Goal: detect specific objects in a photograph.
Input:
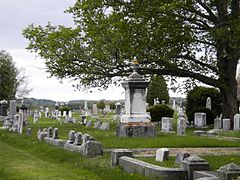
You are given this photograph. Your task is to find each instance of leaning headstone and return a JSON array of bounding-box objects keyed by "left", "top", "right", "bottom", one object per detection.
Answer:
[
  {"left": 175, "top": 152, "right": 190, "bottom": 165},
  {"left": 156, "top": 148, "right": 169, "bottom": 162},
  {"left": 194, "top": 113, "right": 206, "bottom": 127},
  {"left": 26, "top": 128, "right": 31, "bottom": 136},
  {"left": 223, "top": 118, "right": 231, "bottom": 131},
  {"left": 67, "top": 130, "right": 75, "bottom": 144},
  {"left": 99, "top": 122, "right": 110, "bottom": 130},
  {"left": 181, "top": 155, "right": 210, "bottom": 180},
  {"left": 214, "top": 116, "right": 222, "bottom": 129},
  {"left": 86, "top": 120, "right": 92, "bottom": 128},
  {"left": 47, "top": 127, "right": 53, "bottom": 138},
  {"left": 53, "top": 128, "right": 58, "bottom": 139},
  {"left": 217, "top": 163, "right": 240, "bottom": 180},
  {"left": 161, "top": 117, "right": 173, "bottom": 132},
  {"left": 94, "top": 121, "right": 102, "bottom": 129},
  {"left": 234, "top": 114, "right": 240, "bottom": 131},
  {"left": 206, "top": 97, "right": 211, "bottom": 110},
  {"left": 74, "top": 132, "right": 83, "bottom": 145}
]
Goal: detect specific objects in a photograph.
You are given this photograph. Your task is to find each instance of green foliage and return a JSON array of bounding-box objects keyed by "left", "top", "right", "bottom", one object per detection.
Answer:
[
  {"left": 147, "top": 104, "right": 174, "bottom": 122},
  {"left": 186, "top": 86, "right": 222, "bottom": 124},
  {"left": 146, "top": 75, "right": 169, "bottom": 106},
  {"left": 0, "top": 50, "right": 18, "bottom": 101},
  {"left": 97, "top": 100, "right": 105, "bottom": 110},
  {"left": 109, "top": 102, "right": 116, "bottom": 110},
  {"left": 60, "top": 106, "right": 70, "bottom": 115}
]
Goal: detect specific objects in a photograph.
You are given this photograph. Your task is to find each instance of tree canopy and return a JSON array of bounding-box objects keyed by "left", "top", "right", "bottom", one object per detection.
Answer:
[
  {"left": 0, "top": 50, "right": 18, "bottom": 101},
  {"left": 23, "top": 0, "right": 240, "bottom": 125},
  {"left": 146, "top": 75, "right": 169, "bottom": 106}
]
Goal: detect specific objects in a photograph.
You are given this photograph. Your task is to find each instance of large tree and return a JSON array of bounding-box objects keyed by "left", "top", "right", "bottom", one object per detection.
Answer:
[
  {"left": 146, "top": 75, "right": 169, "bottom": 106},
  {"left": 0, "top": 50, "right": 18, "bottom": 101},
  {"left": 23, "top": 1, "right": 240, "bottom": 127}
]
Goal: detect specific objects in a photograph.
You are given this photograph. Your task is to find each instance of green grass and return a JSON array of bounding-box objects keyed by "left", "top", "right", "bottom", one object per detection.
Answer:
[
  {"left": 138, "top": 155, "right": 240, "bottom": 171},
  {"left": 1, "top": 113, "right": 240, "bottom": 179},
  {"left": 0, "top": 128, "right": 149, "bottom": 180}
]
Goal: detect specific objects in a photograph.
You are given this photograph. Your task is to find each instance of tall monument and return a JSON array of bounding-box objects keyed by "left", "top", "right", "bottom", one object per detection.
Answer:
[{"left": 116, "top": 57, "right": 156, "bottom": 137}]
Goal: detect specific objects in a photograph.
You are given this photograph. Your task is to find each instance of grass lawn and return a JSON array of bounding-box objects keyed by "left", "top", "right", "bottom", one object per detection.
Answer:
[{"left": 0, "top": 113, "right": 240, "bottom": 179}]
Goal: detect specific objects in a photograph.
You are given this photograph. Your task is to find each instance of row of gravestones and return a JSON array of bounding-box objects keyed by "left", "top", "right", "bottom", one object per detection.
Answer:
[
  {"left": 160, "top": 111, "right": 187, "bottom": 136},
  {"left": 112, "top": 149, "right": 240, "bottom": 180},
  {"left": 85, "top": 120, "right": 110, "bottom": 131},
  {"left": 195, "top": 113, "right": 240, "bottom": 131},
  {"left": 37, "top": 127, "right": 103, "bottom": 157}
]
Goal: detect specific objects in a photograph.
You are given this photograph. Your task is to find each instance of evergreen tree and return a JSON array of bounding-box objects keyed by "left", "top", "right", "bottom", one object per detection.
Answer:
[{"left": 146, "top": 75, "right": 169, "bottom": 106}]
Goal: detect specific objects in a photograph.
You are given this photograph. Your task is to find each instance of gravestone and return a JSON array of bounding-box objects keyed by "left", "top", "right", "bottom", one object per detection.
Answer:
[
  {"left": 26, "top": 128, "right": 31, "bottom": 136},
  {"left": 94, "top": 121, "right": 102, "bottom": 129},
  {"left": 206, "top": 97, "right": 211, "bottom": 110},
  {"left": 9, "top": 100, "right": 17, "bottom": 121},
  {"left": 86, "top": 120, "right": 92, "bottom": 128},
  {"left": 84, "top": 100, "right": 88, "bottom": 111},
  {"left": 47, "top": 127, "right": 53, "bottom": 138},
  {"left": 214, "top": 116, "right": 222, "bottom": 129},
  {"left": 217, "top": 163, "right": 240, "bottom": 180},
  {"left": 74, "top": 132, "right": 83, "bottom": 145},
  {"left": 11, "top": 114, "right": 19, "bottom": 132},
  {"left": 116, "top": 58, "right": 155, "bottom": 137},
  {"left": 181, "top": 155, "right": 210, "bottom": 180},
  {"left": 172, "top": 99, "right": 176, "bottom": 110},
  {"left": 175, "top": 152, "right": 190, "bottom": 165},
  {"left": 45, "top": 107, "right": 49, "bottom": 118},
  {"left": 99, "top": 122, "right": 110, "bottom": 130},
  {"left": 53, "top": 128, "right": 58, "bottom": 139},
  {"left": 67, "top": 130, "right": 75, "bottom": 144},
  {"left": 68, "top": 111, "right": 72, "bottom": 117},
  {"left": 105, "top": 104, "right": 110, "bottom": 112},
  {"left": 33, "top": 110, "right": 39, "bottom": 123},
  {"left": 82, "top": 134, "right": 95, "bottom": 144},
  {"left": 194, "top": 113, "right": 206, "bottom": 127},
  {"left": 115, "top": 102, "right": 122, "bottom": 121},
  {"left": 234, "top": 114, "right": 240, "bottom": 131},
  {"left": 177, "top": 112, "right": 186, "bottom": 135},
  {"left": 92, "top": 104, "right": 98, "bottom": 116},
  {"left": 161, "top": 117, "right": 173, "bottom": 132},
  {"left": 18, "top": 105, "right": 27, "bottom": 134},
  {"left": 63, "top": 111, "right": 67, "bottom": 117},
  {"left": 156, "top": 148, "right": 169, "bottom": 162},
  {"left": 223, "top": 118, "right": 231, "bottom": 131}
]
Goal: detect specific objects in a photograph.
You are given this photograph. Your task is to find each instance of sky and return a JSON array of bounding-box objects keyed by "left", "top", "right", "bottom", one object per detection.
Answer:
[{"left": 0, "top": 0, "right": 182, "bottom": 102}]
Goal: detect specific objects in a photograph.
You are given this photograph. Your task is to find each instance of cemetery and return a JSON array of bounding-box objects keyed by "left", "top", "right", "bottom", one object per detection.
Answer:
[{"left": 1, "top": 0, "right": 240, "bottom": 179}]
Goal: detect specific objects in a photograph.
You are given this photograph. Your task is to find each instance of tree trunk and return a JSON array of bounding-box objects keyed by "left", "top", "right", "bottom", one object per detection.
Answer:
[{"left": 218, "top": 55, "right": 238, "bottom": 129}]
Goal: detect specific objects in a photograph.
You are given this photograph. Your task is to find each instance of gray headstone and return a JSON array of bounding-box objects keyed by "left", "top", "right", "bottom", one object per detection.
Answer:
[
  {"left": 26, "top": 128, "right": 31, "bottom": 136},
  {"left": 217, "top": 163, "right": 240, "bottom": 180},
  {"left": 175, "top": 152, "right": 190, "bottom": 165},
  {"left": 234, "top": 114, "right": 240, "bottom": 131},
  {"left": 47, "top": 127, "right": 53, "bottom": 138},
  {"left": 156, "top": 148, "right": 169, "bottom": 162},
  {"left": 223, "top": 118, "right": 231, "bottom": 131},
  {"left": 214, "top": 117, "right": 222, "bottom": 129},
  {"left": 99, "top": 122, "right": 110, "bottom": 130},
  {"left": 67, "top": 130, "right": 75, "bottom": 144},
  {"left": 206, "top": 97, "right": 211, "bottom": 110},
  {"left": 86, "top": 120, "right": 92, "bottom": 128},
  {"left": 177, "top": 115, "right": 186, "bottom": 136},
  {"left": 9, "top": 100, "right": 17, "bottom": 121},
  {"left": 92, "top": 104, "right": 98, "bottom": 115},
  {"left": 74, "top": 132, "right": 83, "bottom": 145},
  {"left": 194, "top": 113, "right": 206, "bottom": 127},
  {"left": 53, "top": 128, "right": 58, "bottom": 139},
  {"left": 94, "top": 121, "right": 102, "bottom": 129},
  {"left": 111, "top": 149, "right": 133, "bottom": 167},
  {"left": 82, "top": 134, "right": 95, "bottom": 144}
]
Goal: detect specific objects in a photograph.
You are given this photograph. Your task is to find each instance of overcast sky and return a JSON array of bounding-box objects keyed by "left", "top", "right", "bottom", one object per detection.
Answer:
[{"left": 0, "top": 0, "right": 182, "bottom": 102}]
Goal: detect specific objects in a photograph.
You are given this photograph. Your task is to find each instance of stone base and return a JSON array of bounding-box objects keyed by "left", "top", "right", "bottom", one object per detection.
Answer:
[
  {"left": 121, "top": 114, "right": 151, "bottom": 123},
  {"left": 116, "top": 122, "right": 156, "bottom": 137}
]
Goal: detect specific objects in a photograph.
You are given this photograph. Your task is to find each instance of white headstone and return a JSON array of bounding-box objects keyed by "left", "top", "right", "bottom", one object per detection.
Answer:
[
  {"left": 206, "top": 97, "right": 211, "bottom": 110},
  {"left": 63, "top": 111, "right": 67, "bottom": 117},
  {"left": 156, "top": 148, "right": 169, "bottom": 162},
  {"left": 161, "top": 117, "right": 173, "bottom": 132},
  {"left": 234, "top": 114, "right": 240, "bottom": 131},
  {"left": 33, "top": 110, "right": 39, "bottom": 123},
  {"left": 92, "top": 104, "right": 98, "bottom": 115},
  {"left": 194, "top": 113, "right": 206, "bottom": 127}
]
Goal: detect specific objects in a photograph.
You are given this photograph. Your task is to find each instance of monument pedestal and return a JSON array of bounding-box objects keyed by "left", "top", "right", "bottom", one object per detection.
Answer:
[{"left": 116, "top": 122, "right": 156, "bottom": 137}]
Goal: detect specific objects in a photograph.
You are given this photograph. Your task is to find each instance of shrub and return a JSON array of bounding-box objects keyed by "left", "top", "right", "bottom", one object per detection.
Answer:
[
  {"left": 60, "top": 106, "right": 70, "bottom": 115},
  {"left": 148, "top": 104, "right": 174, "bottom": 122},
  {"left": 186, "top": 86, "right": 222, "bottom": 124}
]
